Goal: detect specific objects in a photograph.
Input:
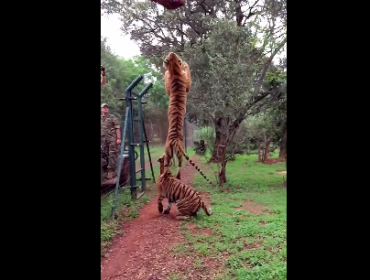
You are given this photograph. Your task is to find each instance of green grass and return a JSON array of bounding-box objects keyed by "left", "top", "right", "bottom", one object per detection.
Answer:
[
  {"left": 133, "top": 144, "right": 165, "bottom": 166},
  {"left": 168, "top": 273, "right": 187, "bottom": 280},
  {"left": 145, "top": 145, "right": 166, "bottom": 160},
  {"left": 153, "top": 137, "right": 161, "bottom": 143},
  {"left": 172, "top": 152, "right": 287, "bottom": 280}
]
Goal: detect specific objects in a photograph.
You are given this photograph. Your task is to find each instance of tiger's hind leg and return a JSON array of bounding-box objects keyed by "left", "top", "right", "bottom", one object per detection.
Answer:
[
  {"left": 161, "top": 143, "right": 173, "bottom": 178},
  {"left": 176, "top": 199, "right": 193, "bottom": 219},
  {"left": 175, "top": 144, "right": 183, "bottom": 180},
  {"left": 175, "top": 207, "right": 190, "bottom": 220}
]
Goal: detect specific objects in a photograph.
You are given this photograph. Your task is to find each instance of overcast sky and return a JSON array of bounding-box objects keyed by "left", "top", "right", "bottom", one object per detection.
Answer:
[{"left": 101, "top": 13, "right": 141, "bottom": 59}]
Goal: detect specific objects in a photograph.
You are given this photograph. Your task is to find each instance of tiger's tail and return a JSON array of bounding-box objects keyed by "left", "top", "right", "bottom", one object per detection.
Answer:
[
  {"left": 201, "top": 201, "right": 212, "bottom": 216},
  {"left": 175, "top": 140, "right": 213, "bottom": 185}
]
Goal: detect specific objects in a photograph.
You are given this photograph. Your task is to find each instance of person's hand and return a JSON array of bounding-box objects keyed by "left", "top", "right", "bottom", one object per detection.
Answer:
[{"left": 117, "top": 138, "right": 121, "bottom": 146}]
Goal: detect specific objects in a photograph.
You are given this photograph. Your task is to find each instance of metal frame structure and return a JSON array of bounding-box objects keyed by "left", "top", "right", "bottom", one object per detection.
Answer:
[{"left": 111, "top": 75, "right": 155, "bottom": 218}]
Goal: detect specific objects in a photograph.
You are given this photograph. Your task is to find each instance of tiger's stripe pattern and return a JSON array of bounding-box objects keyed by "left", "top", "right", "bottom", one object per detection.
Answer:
[
  {"left": 161, "top": 143, "right": 212, "bottom": 184},
  {"left": 182, "top": 61, "right": 191, "bottom": 93},
  {"left": 157, "top": 155, "right": 212, "bottom": 217},
  {"left": 164, "top": 59, "right": 191, "bottom": 97},
  {"left": 162, "top": 52, "right": 187, "bottom": 180},
  {"left": 163, "top": 52, "right": 211, "bottom": 184}
]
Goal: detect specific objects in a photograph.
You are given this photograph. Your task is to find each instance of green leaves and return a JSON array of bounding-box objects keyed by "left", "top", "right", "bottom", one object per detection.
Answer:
[
  {"left": 184, "top": 20, "right": 264, "bottom": 121},
  {"left": 101, "top": 38, "right": 167, "bottom": 116}
]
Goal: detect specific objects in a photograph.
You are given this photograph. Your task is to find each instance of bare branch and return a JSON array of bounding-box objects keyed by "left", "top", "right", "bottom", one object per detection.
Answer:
[{"left": 253, "top": 36, "right": 287, "bottom": 99}]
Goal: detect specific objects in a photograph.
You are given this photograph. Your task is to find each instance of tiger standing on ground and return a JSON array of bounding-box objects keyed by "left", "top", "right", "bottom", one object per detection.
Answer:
[
  {"left": 162, "top": 52, "right": 211, "bottom": 184},
  {"left": 156, "top": 155, "right": 212, "bottom": 217}
]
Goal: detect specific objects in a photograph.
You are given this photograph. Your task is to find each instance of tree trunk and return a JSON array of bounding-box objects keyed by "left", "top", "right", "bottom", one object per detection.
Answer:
[
  {"left": 219, "top": 144, "right": 227, "bottom": 184},
  {"left": 210, "top": 131, "right": 227, "bottom": 161},
  {"left": 263, "top": 139, "right": 272, "bottom": 162},
  {"left": 279, "top": 130, "right": 287, "bottom": 159},
  {"left": 211, "top": 131, "right": 228, "bottom": 184},
  {"left": 278, "top": 146, "right": 284, "bottom": 159},
  {"left": 209, "top": 118, "right": 229, "bottom": 184},
  {"left": 210, "top": 117, "right": 243, "bottom": 184},
  {"left": 210, "top": 117, "right": 224, "bottom": 162},
  {"left": 210, "top": 129, "right": 222, "bottom": 161},
  {"left": 257, "top": 143, "right": 261, "bottom": 162}
]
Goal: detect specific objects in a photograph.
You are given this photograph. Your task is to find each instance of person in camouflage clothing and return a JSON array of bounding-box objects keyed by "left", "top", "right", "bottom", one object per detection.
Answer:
[{"left": 101, "top": 103, "right": 121, "bottom": 180}]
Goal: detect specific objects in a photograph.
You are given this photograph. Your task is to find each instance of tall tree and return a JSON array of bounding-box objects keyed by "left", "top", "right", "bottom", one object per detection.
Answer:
[
  {"left": 101, "top": 0, "right": 286, "bottom": 58},
  {"left": 183, "top": 20, "right": 285, "bottom": 183},
  {"left": 101, "top": 0, "right": 286, "bottom": 184}
]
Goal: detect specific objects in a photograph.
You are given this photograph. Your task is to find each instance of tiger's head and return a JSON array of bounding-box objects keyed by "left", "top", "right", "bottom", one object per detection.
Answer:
[
  {"left": 157, "top": 154, "right": 165, "bottom": 163},
  {"left": 163, "top": 52, "right": 182, "bottom": 72},
  {"left": 157, "top": 154, "right": 173, "bottom": 167}
]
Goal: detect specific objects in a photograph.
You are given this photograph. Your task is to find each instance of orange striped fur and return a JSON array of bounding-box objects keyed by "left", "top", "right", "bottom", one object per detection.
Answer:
[
  {"left": 162, "top": 52, "right": 211, "bottom": 184},
  {"left": 156, "top": 155, "right": 212, "bottom": 217}
]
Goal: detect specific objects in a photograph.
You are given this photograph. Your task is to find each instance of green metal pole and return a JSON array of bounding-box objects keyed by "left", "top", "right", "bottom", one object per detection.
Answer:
[
  {"left": 127, "top": 96, "right": 137, "bottom": 199},
  {"left": 136, "top": 83, "right": 153, "bottom": 191},
  {"left": 142, "top": 113, "right": 155, "bottom": 182},
  {"left": 126, "top": 76, "right": 143, "bottom": 199},
  {"left": 137, "top": 98, "right": 146, "bottom": 192},
  {"left": 111, "top": 108, "right": 129, "bottom": 218},
  {"left": 126, "top": 75, "right": 143, "bottom": 92}
]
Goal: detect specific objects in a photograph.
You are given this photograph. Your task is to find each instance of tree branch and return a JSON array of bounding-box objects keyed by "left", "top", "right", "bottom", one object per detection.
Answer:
[
  {"left": 179, "top": 18, "right": 201, "bottom": 37},
  {"left": 253, "top": 37, "right": 287, "bottom": 99}
]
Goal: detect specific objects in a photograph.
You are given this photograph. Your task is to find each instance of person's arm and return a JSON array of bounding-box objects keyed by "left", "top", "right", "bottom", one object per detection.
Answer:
[
  {"left": 101, "top": 66, "right": 106, "bottom": 85},
  {"left": 113, "top": 117, "right": 121, "bottom": 144},
  {"left": 116, "top": 128, "right": 121, "bottom": 140}
]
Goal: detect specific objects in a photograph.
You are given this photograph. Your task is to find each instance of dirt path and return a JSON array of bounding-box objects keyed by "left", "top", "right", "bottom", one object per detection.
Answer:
[{"left": 101, "top": 155, "right": 200, "bottom": 280}]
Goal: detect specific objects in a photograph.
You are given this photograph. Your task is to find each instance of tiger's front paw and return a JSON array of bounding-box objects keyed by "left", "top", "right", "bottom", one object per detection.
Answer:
[
  {"left": 208, "top": 208, "right": 213, "bottom": 216},
  {"left": 158, "top": 203, "right": 164, "bottom": 213}
]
